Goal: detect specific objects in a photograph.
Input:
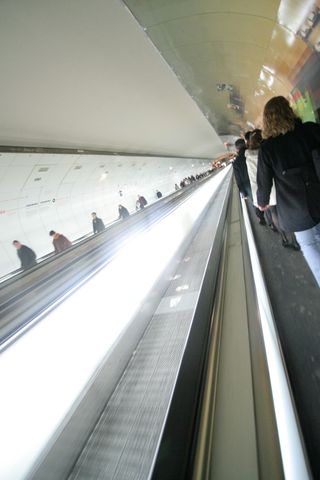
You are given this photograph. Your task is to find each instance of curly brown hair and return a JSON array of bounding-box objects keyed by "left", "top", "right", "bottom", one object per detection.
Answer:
[{"left": 262, "top": 96, "right": 299, "bottom": 138}]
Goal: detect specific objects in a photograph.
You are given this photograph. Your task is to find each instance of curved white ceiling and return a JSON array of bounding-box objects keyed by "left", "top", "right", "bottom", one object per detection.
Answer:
[{"left": 0, "top": 0, "right": 224, "bottom": 158}]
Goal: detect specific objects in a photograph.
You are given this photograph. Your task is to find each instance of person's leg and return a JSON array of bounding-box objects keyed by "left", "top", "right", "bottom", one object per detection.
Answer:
[
  {"left": 255, "top": 207, "right": 266, "bottom": 225},
  {"left": 264, "top": 208, "right": 274, "bottom": 228},
  {"left": 268, "top": 206, "right": 299, "bottom": 249},
  {"left": 295, "top": 223, "right": 320, "bottom": 286},
  {"left": 283, "top": 232, "right": 300, "bottom": 250}
]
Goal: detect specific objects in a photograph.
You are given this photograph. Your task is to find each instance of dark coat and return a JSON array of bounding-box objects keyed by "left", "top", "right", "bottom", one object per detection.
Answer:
[
  {"left": 232, "top": 147, "right": 252, "bottom": 198},
  {"left": 92, "top": 217, "right": 105, "bottom": 234},
  {"left": 17, "top": 245, "right": 36, "bottom": 270},
  {"left": 138, "top": 196, "right": 147, "bottom": 208},
  {"left": 53, "top": 234, "right": 72, "bottom": 253},
  {"left": 257, "top": 120, "right": 320, "bottom": 232},
  {"left": 118, "top": 206, "right": 129, "bottom": 219}
]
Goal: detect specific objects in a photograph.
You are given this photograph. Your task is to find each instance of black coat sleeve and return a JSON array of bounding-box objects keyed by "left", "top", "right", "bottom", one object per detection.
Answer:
[{"left": 257, "top": 147, "right": 274, "bottom": 206}]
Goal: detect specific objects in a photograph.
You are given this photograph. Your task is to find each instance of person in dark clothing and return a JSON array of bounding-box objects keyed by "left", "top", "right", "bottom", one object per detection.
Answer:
[
  {"left": 233, "top": 136, "right": 266, "bottom": 224},
  {"left": 156, "top": 190, "right": 163, "bottom": 199},
  {"left": 118, "top": 204, "right": 129, "bottom": 220},
  {"left": 232, "top": 138, "right": 252, "bottom": 199},
  {"left": 12, "top": 240, "right": 37, "bottom": 270},
  {"left": 49, "top": 230, "right": 72, "bottom": 254},
  {"left": 257, "top": 96, "right": 320, "bottom": 285},
  {"left": 91, "top": 212, "right": 105, "bottom": 234},
  {"left": 246, "top": 129, "right": 299, "bottom": 249},
  {"left": 137, "top": 195, "right": 147, "bottom": 209}
]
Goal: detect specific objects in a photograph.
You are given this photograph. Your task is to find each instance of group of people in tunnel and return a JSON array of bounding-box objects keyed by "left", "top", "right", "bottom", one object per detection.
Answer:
[
  {"left": 232, "top": 95, "right": 320, "bottom": 287},
  {"left": 12, "top": 204, "right": 133, "bottom": 272},
  {"left": 178, "top": 169, "right": 215, "bottom": 189},
  {"left": 12, "top": 230, "right": 73, "bottom": 271},
  {"left": 10, "top": 171, "right": 213, "bottom": 274}
]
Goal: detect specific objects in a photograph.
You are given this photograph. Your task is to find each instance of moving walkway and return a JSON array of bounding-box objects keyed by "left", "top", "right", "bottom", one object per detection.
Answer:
[{"left": 0, "top": 168, "right": 311, "bottom": 479}]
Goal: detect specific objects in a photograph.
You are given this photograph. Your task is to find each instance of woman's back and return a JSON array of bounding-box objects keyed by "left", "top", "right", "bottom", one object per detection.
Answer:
[
  {"left": 260, "top": 120, "right": 320, "bottom": 172},
  {"left": 258, "top": 120, "right": 320, "bottom": 232}
]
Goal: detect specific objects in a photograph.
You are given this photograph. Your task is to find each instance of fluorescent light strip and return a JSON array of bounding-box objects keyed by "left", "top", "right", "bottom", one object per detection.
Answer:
[
  {"left": 0, "top": 167, "right": 231, "bottom": 479},
  {"left": 241, "top": 198, "right": 310, "bottom": 480}
]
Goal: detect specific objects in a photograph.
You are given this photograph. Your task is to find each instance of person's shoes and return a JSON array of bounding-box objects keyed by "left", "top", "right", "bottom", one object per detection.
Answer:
[
  {"left": 259, "top": 218, "right": 266, "bottom": 225},
  {"left": 270, "top": 223, "right": 278, "bottom": 232},
  {"left": 282, "top": 239, "right": 289, "bottom": 248},
  {"left": 282, "top": 239, "right": 301, "bottom": 251}
]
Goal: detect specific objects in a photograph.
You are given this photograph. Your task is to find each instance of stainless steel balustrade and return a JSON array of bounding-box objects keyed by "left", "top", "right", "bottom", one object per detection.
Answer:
[{"left": 190, "top": 185, "right": 310, "bottom": 480}]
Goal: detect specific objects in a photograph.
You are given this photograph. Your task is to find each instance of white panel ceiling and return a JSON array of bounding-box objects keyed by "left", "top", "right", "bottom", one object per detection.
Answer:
[{"left": 0, "top": 0, "right": 224, "bottom": 158}]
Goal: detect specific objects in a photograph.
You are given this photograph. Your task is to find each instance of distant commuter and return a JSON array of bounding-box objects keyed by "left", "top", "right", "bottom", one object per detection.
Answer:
[
  {"left": 12, "top": 240, "right": 37, "bottom": 270},
  {"left": 49, "top": 230, "right": 72, "bottom": 254},
  {"left": 156, "top": 190, "right": 163, "bottom": 199},
  {"left": 118, "top": 204, "right": 129, "bottom": 220},
  {"left": 232, "top": 138, "right": 252, "bottom": 200},
  {"left": 175, "top": 183, "right": 179, "bottom": 190},
  {"left": 91, "top": 212, "right": 105, "bottom": 234},
  {"left": 137, "top": 195, "right": 147, "bottom": 209},
  {"left": 257, "top": 96, "right": 320, "bottom": 285}
]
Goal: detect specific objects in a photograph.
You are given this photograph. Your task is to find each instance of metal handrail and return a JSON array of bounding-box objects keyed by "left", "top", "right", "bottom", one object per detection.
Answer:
[
  {"left": 240, "top": 197, "right": 311, "bottom": 480},
  {"left": 149, "top": 174, "right": 232, "bottom": 480}
]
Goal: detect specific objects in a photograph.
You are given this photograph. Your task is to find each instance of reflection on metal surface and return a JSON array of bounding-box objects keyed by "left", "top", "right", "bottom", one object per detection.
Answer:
[
  {"left": 124, "top": 0, "right": 320, "bottom": 134},
  {"left": 278, "top": 0, "right": 317, "bottom": 35},
  {"left": 170, "top": 274, "right": 181, "bottom": 280},
  {"left": 175, "top": 284, "right": 189, "bottom": 292},
  {"left": 169, "top": 296, "right": 182, "bottom": 308},
  {"left": 241, "top": 198, "right": 310, "bottom": 480}
]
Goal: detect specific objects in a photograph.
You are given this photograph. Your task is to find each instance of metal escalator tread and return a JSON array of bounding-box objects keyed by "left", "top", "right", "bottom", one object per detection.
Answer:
[{"left": 68, "top": 311, "right": 195, "bottom": 480}]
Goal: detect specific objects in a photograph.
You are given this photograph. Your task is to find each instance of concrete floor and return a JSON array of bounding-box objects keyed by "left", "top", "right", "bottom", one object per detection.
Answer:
[{"left": 247, "top": 202, "right": 320, "bottom": 479}]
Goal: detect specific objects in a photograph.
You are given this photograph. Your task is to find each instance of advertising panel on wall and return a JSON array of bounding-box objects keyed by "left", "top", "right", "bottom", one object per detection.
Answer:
[{"left": 285, "top": 2, "right": 320, "bottom": 121}]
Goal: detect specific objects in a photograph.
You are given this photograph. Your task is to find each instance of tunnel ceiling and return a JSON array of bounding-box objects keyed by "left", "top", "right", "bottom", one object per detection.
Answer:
[{"left": 124, "top": 0, "right": 320, "bottom": 135}]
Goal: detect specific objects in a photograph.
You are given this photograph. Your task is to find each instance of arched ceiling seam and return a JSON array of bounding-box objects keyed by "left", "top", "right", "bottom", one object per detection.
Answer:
[
  {"left": 140, "top": 11, "right": 277, "bottom": 28},
  {"left": 161, "top": 40, "right": 266, "bottom": 54}
]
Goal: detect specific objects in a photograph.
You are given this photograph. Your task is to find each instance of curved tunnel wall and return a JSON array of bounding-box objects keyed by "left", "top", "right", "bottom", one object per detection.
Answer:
[{"left": 0, "top": 152, "right": 211, "bottom": 277}]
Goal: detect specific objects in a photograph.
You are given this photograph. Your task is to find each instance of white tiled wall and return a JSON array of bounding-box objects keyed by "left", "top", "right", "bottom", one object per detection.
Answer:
[{"left": 0, "top": 152, "right": 212, "bottom": 277}]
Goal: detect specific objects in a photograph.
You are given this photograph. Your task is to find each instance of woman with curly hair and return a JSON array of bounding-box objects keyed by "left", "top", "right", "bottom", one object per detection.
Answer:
[
  {"left": 246, "top": 128, "right": 299, "bottom": 249},
  {"left": 257, "top": 95, "right": 320, "bottom": 285}
]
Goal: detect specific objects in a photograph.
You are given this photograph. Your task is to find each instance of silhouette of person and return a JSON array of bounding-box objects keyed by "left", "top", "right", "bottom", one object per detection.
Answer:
[
  {"left": 91, "top": 212, "right": 105, "bottom": 234},
  {"left": 49, "top": 230, "right": 72, "bottom": 254},
  {"left": 118, "top": 204, "right": 129, "bottom": 220},
  {"left": 12, "top": 240, "right": 37, "bottom": 270}
]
